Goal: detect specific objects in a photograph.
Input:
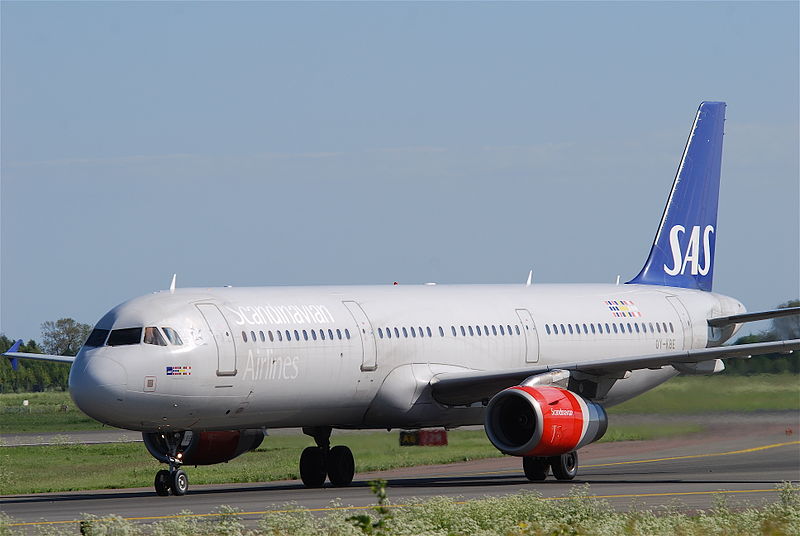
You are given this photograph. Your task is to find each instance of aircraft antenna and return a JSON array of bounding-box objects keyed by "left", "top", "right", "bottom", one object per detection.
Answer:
[
  {"left": 526, "top": 270, "right": 533, "bottom": 287},
  {"left": 170, "top": 274, "right": 177, "bottom": 293}
]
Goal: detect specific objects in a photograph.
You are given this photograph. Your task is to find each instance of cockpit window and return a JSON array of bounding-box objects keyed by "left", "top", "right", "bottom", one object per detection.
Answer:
[
  {"left": 107, "top": 327, "right": 143, "bottom": 346},
  {"left": 162, "top": 327, "right": 183, "bottom": 346},
  {"left": 85, "top": 328, "right": 110, "bottom": 347},
  {"left": 144, "top": 327, "right": 167, "bottom": 346}
]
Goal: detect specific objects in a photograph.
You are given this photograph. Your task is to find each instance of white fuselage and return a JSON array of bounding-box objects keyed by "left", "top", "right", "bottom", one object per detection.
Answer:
[{"left": 69, "top": 283, "right": 744, "bottom": 432}]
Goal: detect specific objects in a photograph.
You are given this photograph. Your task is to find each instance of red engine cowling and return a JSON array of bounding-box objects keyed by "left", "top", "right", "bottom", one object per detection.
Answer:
[
  {"left": 143, "top": 430, "right": 264, "bottom": 466},
  {"left": 484, "top": 386, "right": 607, "bottom": 457}
]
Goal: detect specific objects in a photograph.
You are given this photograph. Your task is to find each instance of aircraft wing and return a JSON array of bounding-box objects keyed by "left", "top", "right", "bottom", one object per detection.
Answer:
[
  {"left": 430, "top": 338, "right": 800, "bottom": 406},
  {"left": 2, "top": 339, "right": 75, "bottom": 370},
  {"left": 707, "top": 306, "right": 800, "bottom": 328}
]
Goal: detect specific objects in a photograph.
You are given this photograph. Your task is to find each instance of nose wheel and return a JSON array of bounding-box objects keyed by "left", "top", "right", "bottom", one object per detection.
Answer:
[
  {"left": 153, "top": 467, "right": 189, "bottom": 496},
  {"left": 150, "top": 432, "right": 191, "bottom": 496},
  {"left": 300, "top": 426, "right": 355, "bottom": 488}
]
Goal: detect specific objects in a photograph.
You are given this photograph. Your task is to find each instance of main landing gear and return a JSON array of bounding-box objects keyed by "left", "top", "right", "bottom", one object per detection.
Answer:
[
  {"left": 299, "top": 426, "right": 355, "bottom": 488},
  {"left": 523, "top": 451, "right": 579, "bottom": 482}
]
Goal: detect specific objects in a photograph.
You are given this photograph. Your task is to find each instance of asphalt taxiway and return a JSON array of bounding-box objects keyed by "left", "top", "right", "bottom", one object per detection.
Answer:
[{"left": 2, "top": 415, "right": 799, "bottom": 532}]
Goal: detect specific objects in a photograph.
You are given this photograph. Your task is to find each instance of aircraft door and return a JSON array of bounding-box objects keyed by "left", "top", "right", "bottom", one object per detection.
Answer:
[
  {"left": 666, "top": 296, "right": 693, "bottom": 349},
  {"left": 515, "top": 308, "right": 540, "bottom": 363},
  {"left": 196, "top": 303, "right": 238, "bottom": 376},
  {"left": 342, "top": 301, "right": 377, "bottom": 371}
]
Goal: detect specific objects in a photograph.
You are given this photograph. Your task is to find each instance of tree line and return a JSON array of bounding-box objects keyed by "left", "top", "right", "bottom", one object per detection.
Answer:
[{"left": 1, "top": 302, "right": 798, "bottom": 393}]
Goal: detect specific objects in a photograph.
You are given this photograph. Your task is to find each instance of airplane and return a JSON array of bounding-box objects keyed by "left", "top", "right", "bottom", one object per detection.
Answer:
[{"left": 5, "top": 101, "right": 799, "bottom": 497}]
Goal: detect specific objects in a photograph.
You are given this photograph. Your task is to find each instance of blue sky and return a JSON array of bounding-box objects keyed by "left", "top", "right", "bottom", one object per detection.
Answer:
[{"left": 2, "top": 1, "right": 798, "bottom": 342}]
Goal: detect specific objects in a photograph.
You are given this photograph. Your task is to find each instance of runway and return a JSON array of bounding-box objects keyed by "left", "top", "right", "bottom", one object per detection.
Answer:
[{"left": 2, "top": 417, "right": 799, "bottom": 533}]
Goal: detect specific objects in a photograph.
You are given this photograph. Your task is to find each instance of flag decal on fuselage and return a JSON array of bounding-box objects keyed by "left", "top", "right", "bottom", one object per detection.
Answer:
[
  {"left": 604, "top": 300, "right": 642, "bottom": 318},
  {"left": 166, "top": 366, "right": 192, "bottom": 376}
]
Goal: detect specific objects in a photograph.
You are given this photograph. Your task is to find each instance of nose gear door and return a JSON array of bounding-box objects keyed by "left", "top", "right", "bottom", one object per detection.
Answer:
[{"left": 196, "top": 303, "right": 238, "bottom": 376}]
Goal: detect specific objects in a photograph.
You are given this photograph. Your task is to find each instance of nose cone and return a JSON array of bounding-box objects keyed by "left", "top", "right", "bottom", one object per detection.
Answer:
[{"left": 69, "top": 352, "right": 128, "bottom": 425}]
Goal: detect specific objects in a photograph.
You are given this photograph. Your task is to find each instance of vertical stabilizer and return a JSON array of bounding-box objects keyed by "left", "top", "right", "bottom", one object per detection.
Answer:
[{"left": 627, "top": 101, "right": 726, "bottom": 291}]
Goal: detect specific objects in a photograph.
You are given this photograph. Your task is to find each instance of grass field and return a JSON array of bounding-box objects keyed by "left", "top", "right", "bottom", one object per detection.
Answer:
[
  {"left": 0, "top": 391, "right": 102, "bottom": 434},
  {"left": 608, "top": 373, "right": 800, "bottom": 414}
]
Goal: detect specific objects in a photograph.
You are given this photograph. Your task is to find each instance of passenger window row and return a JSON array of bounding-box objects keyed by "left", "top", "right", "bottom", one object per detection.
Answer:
[
  {"left": 241, "top": 322, "right": 525, "bottom": 344},
  {"left": 377, "top": 324, "right": 522, "bottom": 339},
  {"left": 544, "top": 321, "right": 674, "bottom": 336},
  {"left": 242, "top": 328, "right": 351, "bottom": 344}
]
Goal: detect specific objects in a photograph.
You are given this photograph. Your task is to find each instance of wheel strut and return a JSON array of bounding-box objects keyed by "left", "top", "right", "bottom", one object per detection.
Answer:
[{"left": 152, "top": 432, "right": 190, "bottom": 496}]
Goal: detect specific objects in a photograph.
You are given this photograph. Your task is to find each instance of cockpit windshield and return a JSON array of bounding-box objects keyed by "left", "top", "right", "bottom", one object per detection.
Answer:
[
  {"left": 162, "top": 327, "right": 183, "bottom": 345},
  {"left": 95, "top": 326, "right": 183, "bottom": 347},
  {"left": 84, "top": 328, "right": 110, "bottom": 347},
  {"left": 107, "top": 327, "right": 143, "bottom": 346},
  {"left": 144, "top": 327, "right": 167, "bottom": 346}
]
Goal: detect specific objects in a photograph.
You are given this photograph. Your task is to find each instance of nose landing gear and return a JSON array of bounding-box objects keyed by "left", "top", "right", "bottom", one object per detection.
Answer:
[
  {"left": 300, "top": 426, "right": 355, "bottom": 488},
  {"left": 154, "top": 468, "right": 188, "bottom": 496},
  {"left": 146, "top": 432, "right": 190, "bottom": 496}
]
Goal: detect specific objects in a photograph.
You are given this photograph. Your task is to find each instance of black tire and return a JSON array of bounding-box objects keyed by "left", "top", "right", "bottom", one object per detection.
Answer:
[
  {"left": 154, "top": 469, "right": 171, "bottom": 496},
  {"left": 327, "top": 445, "right": 355, "bottom": 487},
  {"left": 550, "top": 451, "right": 578, "bottom": 481},
  {"left": 522, "top": 456, "right": 549, "bottom": 481},
  {"left": 300, "top": 446, "right": 327, "bottom": 488},
  {"left": 171, "top": 469, "right": 189, "bottom": 495}
]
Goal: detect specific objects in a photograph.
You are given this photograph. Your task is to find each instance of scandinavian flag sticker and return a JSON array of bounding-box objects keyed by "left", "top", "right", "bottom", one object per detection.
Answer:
[{"left": 604, "top": 300, "right": 642, "bottom": 318}]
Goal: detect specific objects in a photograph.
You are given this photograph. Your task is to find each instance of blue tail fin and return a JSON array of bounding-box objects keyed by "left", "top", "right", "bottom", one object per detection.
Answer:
[{"left": 627, "top": 101, "right": 726, "bottom": 292}]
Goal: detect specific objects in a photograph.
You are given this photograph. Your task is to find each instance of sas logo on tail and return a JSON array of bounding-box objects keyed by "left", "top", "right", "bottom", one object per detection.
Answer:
[{"left": 664, "top": 225, "right": 714, "bottom": 276}]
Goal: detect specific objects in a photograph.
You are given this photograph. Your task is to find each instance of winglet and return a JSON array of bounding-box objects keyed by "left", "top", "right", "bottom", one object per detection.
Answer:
[
  {"left": 4, "top": 339, "right": 23, "bottom": 371},
  {"left": 525, "top": 270, "right": 533, "bottom": 287},
  {"left": 169, "top": 274, "right": 177, "bottom": 293}
]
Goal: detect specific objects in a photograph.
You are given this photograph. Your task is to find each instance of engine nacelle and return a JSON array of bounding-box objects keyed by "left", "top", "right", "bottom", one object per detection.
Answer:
[
  {"left": 143, "top": 429, "right": 264, "bottom": 466},
  {"left": 485, "top": 386, "right": 607, "bottom": 457}
]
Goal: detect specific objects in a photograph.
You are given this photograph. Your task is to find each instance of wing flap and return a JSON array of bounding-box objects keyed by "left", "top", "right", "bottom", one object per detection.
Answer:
[{"left": 430, "top": 338, "right": 800, "bottom": 406}]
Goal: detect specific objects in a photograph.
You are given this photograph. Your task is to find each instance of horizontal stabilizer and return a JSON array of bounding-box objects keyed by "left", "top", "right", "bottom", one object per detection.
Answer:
[
  {"left": 708, "top": 306, "right": 800, "bottom": 328},
  {"left": 430, "top": 338, "right": 800, "bottom": 406}
]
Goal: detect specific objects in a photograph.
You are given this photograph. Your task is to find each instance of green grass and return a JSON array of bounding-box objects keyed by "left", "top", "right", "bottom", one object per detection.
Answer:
[
  {"left": 609, "top": 373, "right": 800, "bottom": 414},
  {"left": 0, "top": 391, "right": 103, "bottom": 434},
  {"left": 0, "top": 423, "right": 704, "bottom": 495}
]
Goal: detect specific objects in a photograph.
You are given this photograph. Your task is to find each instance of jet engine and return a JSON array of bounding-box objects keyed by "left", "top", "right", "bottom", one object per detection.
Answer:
[
  {"left": 143, "top": 429, "right": 264, "bottom": 466},
  {"left": 484, "top": 386, "right": 607, "bottom": 457}
]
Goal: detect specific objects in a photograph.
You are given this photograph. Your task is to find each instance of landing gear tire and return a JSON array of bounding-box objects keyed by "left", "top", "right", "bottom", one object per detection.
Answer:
[
  {"left": 327, "top": 445, "right": 355, "bottom": 487},
  {"left": 550, "top": 451, "right": 578, "bottom": 481},
  {"left": 171, "top": 469, "right": 189, "bottom": 495},
  {"left": 523, "top": 457, "right": 549, "bottom": 481},
  {"left": 300, "top": 446, "right": 327, "bottom": 488},
  {"left": 154, "top": 469, "right": 171, "bottom": 496}
]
